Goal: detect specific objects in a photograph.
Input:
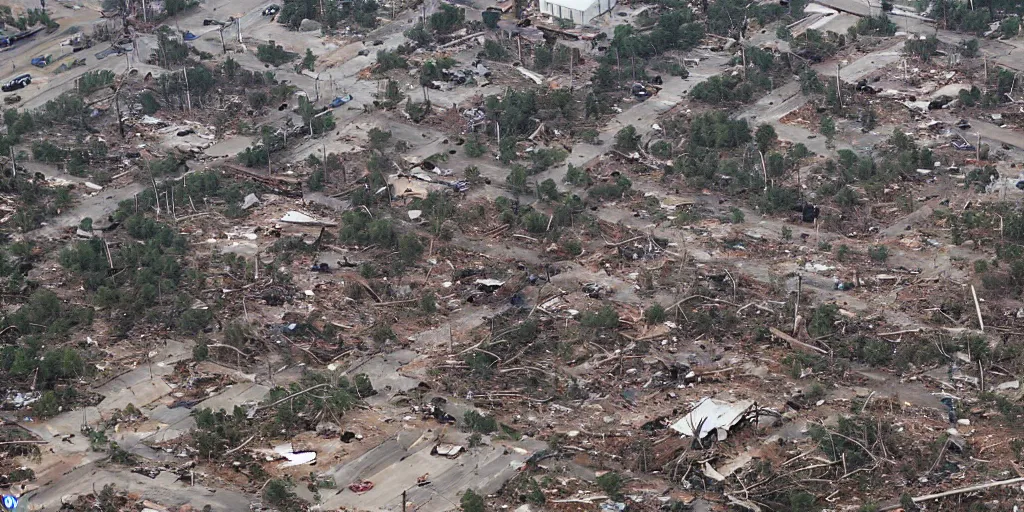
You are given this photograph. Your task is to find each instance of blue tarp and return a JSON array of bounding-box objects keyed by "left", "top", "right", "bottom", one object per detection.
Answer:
[{"left": 183, "top": 31, "right": 198, "bottom": 41}]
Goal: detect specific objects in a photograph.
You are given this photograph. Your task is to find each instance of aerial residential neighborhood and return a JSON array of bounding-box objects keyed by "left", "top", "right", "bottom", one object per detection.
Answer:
[{"left": 1, "top": 0, "right": 1024, "bottom": 510}]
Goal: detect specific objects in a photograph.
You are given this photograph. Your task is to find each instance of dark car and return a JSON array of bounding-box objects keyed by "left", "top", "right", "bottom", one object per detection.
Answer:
[
  {"left": 262, "top": 4, "right": 280, "bottom": 15},
  {"left": 1, "top": 74, "right": 31, "bottom": 92}
]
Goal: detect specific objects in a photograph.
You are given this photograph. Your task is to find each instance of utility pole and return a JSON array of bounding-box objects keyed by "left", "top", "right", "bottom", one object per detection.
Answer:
[
  {"left": 219, "top": 26, "right": 226, "bottom": 54},
  {"left": 10, "top": 146, "right": 16, "bottom": 178},
  {"left": 569, "top": 48, "right": 573, "bottom": 89},
  {"left": 151, "top": 174, "right": 161, "bottom": 216},
  {"left": 836, "top": 63, "right": 842, "bottom": 109},
  {"left": 793, "top": 275, "right": 802, "bottom": 334},
  {"left": 183, "top": 67, "right": 192, "bottom": 112},
  {"left": 115, "top": 89, "right": 125, "bottom": 138},
  {"left": 615, "top": 48, "right": 620, "bottom": 83},
  {"left": 402, "top": 490, "right": 407, "bottom": 512},
  {"left": 237, "top": 19, "right": 242, "bottom": 43}
]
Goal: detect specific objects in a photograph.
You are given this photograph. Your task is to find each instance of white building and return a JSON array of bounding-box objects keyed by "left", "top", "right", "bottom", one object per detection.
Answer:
[{"left": 538, "top": 0, "right": 616, "bottom": 26}]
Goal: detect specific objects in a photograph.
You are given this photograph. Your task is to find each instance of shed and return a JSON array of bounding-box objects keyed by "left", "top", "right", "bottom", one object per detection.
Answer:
[{"left": 538, "top": 0, "right": 615, "bottom": 26}]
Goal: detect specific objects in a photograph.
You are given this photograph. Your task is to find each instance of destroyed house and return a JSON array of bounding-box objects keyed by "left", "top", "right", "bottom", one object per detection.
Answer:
[{"left": 538, "top": 0, "right": 615, "bottom": 26}]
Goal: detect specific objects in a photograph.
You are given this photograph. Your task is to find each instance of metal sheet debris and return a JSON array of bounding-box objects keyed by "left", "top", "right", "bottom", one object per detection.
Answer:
[
  {"left": 271, "top": 443, "right": 317, "bottom": 467},
  {"left": 432, "top": 443, "right": 464, "bottom": 458},
  {"left": 670, "top": 398, "right": 755, "bottom": 440},
  {"left": 242, "top": 193, "right": 260, "bottom": 210},
  {"left": 280, "top": 211, "right": 337, "bottom": 226}
]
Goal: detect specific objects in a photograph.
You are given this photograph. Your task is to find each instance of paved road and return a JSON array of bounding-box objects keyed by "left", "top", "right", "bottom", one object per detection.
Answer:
[
  {"left": 736, "top": 36, "right": 1024, "bottom": 155},
  {"left": 529, "top": 52, "right": 730, "bottom": 186},
  {"left": 19, "top": 161, "right": 147, "bottom": 240}
]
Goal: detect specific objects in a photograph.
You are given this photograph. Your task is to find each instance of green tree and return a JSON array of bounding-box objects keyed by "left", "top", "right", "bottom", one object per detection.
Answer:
[
  {"left": 367, "top": 128, "right": 392, "bottom": 151},
  {"left": 484, "top": 39, "right": 508, "bottom": 61},
  {"left": 960, "top": 38, "right": 980, "bottom": 57},
  {"left": 165, "top": 0, "right": 198, "bottom": 16},
  {"left": 460, "top": 489, "right": 486, "bottom": 512},
  {"left": 644, "top": 304, "right": 666, "bottom": 324},
  {"left": 905, "top": 35, "right": 939, "bottom": 61},
  {"left": 615, "top": 125, "right": 640, "bottom": 152},
  {"left": 298, "top": 96, "right": 335, "bottom": 135},
  {"left": 1002, "top": 16, "right": 1020, "bottom": 38},
  {"left": 538, "top": 179, "right": 559, "bottom": 201},
  {"left": 856, "top": 14, "right": 897, "bottom": 36},
  {"left": 155, "top": 26, "right": 190, "bottom": 67},
  {"left": 755, "top": 123, "right": 777, "bottom": 154},
  {"left": 799, "top": 68, "right": 824, "bottom": 95},
  {"left": 506, "top": 166, "right": 529, "bottom": 195},
  {"left": 257, "top": 42, "right": 297, "bottom": 66},
  {"left": 307, "top": 169, "right": 325, "bottom": 191},
  {"left": 465, "top": 138, "right": 486, "bottom": 158},
  {"left": 429, "top": 3, "right": 465, "bottom": 34},
  {"left": 595, "top": 472, "right": 624, "bottom": 499},
  {"left": 300, "top": 49, "right": 316, "bottom": 71},
  {"left": 766, "top": 152, "right": 785, "bottom": 178},
  {"left": 820, "top": 116, "right": 836, "bottom": 146},
  {"left": 860, "top": 107, "right": 877, "bottom": 132},
  {"left": 33, "top": 391, "right": 61, "bottom": 418},
  {"left": 376, "top": 50, "right": 408, "bottom": 72},
  {"left": 868, "top": 245, "right": 889, "bottom": 262},
  {"left": 397, "top": 234, "right": 424, "bottom": 266},
  {"left": 77, "top": 70, "right": 116, "bottom": 95},
  {"left": 534, "top": 45, "right": 552, "bottom": 70},
  {"left": 581, "top": 305, "right": 619, "bottom": 330},
  {"left": 264, "top": 479, "right": 297, "bottom": 507},
  {"left": 139, "top": 92, "right": 161, "bottom": 114}
]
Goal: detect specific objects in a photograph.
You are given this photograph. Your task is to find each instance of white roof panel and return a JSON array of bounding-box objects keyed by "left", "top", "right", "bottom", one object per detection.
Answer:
[{"left": 545, "top": 0, "right": 598, "bottom": 11}]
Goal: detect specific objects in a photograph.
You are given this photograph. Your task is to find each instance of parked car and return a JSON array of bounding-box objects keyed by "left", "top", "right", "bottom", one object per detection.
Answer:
[
  {"left": 262, "top": 4, "right": 280, "bottom": 15},
  {"left": 1, "top": 74, "right": 31, "bottom": 92},
  {"left": 329, "top": 94, "right": 353, "bottom": 108},
  {"left": 950, "top": 137, "right": 975, "bottom": 151}
]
